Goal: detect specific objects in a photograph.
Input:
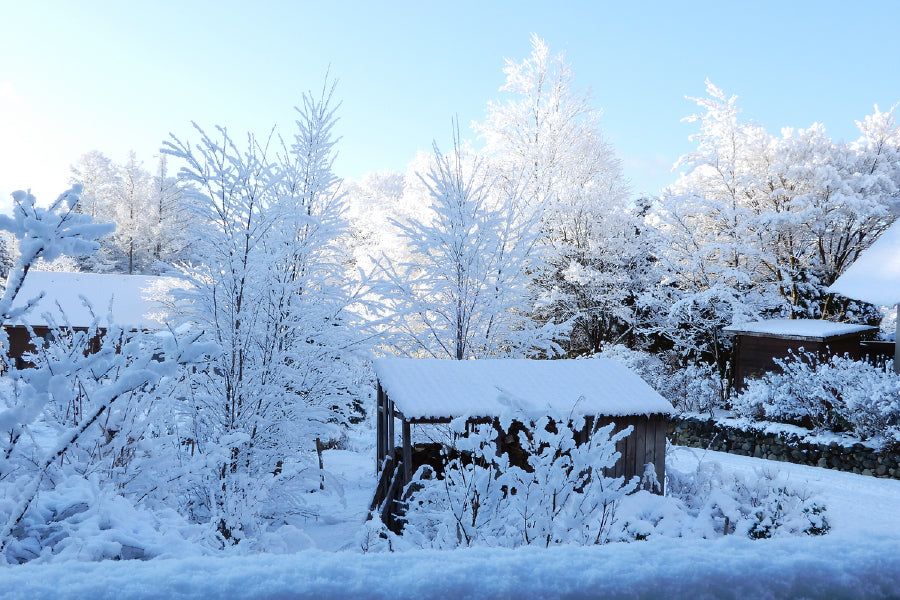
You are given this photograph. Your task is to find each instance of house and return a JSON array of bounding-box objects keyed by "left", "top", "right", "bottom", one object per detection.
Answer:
[
  {"left": 828, "top": 220, "right": 900, "bottom": 372},
  {"left": 2, "top": 271, "right": 183, "bottom": 367},
  {"left": 723, "top": 319, "right": 876, "bottom": 391},
  {"left": 370, "top": 358, "right": 674, "bottom": 529}
]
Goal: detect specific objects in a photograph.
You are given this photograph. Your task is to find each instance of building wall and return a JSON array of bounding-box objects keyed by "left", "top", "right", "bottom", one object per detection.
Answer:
[
  {"left": 3, "top": 325, "right": 103, "bottom": 369},
  {"left": 598, "top": 414, "right": 667, "bottom": 492},
  {"left": 732, "top": 333, "right": 864, "bottom": 391}
]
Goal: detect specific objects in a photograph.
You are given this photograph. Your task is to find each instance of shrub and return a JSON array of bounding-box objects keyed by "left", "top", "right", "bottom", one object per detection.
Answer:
[
  {"left": 733, "top": 352, "right": 900, "bottom": 442},
  {"left": 400, "top": 410, "right": 637, "bottom": 549},
  {"left": 664, "top": 453, "right": 829, "bottom": 539}
]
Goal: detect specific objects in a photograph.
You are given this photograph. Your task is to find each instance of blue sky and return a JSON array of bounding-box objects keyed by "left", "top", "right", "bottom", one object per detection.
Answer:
[{"left": 2, "top": 1, "right": 899, "bottom": 208}]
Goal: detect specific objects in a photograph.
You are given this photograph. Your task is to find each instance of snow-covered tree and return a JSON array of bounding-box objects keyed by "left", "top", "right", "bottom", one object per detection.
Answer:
[
  {"left": 380, "top": 128, "right": 561, "bottom": 359},
  {"left": 0, "top": 187, "right": 210, "bottom": 563},
  {"left": 149, "top": 154, "right": 193, "bottom": 268},
  {"left": 108, "top": 151, "right": 157, "bottom": 273},
  {"left": 69, "top": 151, "right": 118, "bottom": 221},
  {"left": 650, "top": 83, "right": 900, "bottom": 364},
  {"left": 164, "top": 80, "right": 369, "bottom": 543},
  {"left": 343, "top": 170, "right": 407, "bottom": 274},
  {"left": 475, "top": 34, "right": 636, "bottom": 354},
  {"left": 68, "top": 151, "right": 194, "bottom": 274}
]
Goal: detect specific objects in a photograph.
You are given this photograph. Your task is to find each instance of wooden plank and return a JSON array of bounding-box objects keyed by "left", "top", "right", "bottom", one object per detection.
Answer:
[
  {"left": 633, "top": 417, "right": 647, "bottom": 483},
  {"left": 387, "top": 395, "right": 395, "bottom": 456},
  {"left": 614, "top": 421, "right": 626, "bottom": 479},
  {"left": 381, "top": 463, "right": 403, "bottom": 529},
  {"left": 654, "top": 415, "right": 667, "bottom": 494},
  {"left": 644, "top": 416, "right": 655, "bottom": 472},
  {"left": 625, "top": 417, "right": 637, "bottom": 481}
]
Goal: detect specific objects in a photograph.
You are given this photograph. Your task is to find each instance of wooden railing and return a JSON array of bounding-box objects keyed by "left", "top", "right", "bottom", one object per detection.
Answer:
[{"left": 368, "top": 452, "right": 408, "bottom": 534}]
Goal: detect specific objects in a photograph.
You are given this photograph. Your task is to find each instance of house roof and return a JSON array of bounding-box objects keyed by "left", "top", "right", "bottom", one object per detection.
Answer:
[
  {"left": 828, "top": 220, "right": 900, "bottom": 307},
  {"left": 4, "top": 271, "right": 184, "bottom": 330},
  {"left": 722, "top": 319, "right": 875, "bottom": 341},
  {"left": 372, "top": 358, "right": 674, "bottom": 421}
]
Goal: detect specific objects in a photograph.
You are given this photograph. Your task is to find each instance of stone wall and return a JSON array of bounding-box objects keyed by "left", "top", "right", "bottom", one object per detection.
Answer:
[{"left": 668, "top": 416, "right": 900, "bottom": 479}]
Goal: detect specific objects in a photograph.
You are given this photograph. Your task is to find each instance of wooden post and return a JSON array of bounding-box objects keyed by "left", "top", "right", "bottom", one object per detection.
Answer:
[
  {"left": 387, "top": 395, "right": 395, "bottom": 458},
  {"left": 315, "top": 437, "right": 325, "bottom": 490},
  {"left": 402, "top": 419, "right": 412, "bottom": 484},
  {"left": 376, "top": 384, "right": 384, "bottom": 472},
  {"left": 895, "top": 304, "right": 899, "bottom": 374}
]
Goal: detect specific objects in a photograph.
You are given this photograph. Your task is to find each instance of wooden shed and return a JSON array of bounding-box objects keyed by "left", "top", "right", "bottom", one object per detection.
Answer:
[
  {"left": 2, "top": 272, "right": 182, "bottom": 368},
  {"left": 370, "top": 358, "right": 674, "bottom": 528},
  {"left": 723, "top": 319, "right": 876, "bottom": 391}
]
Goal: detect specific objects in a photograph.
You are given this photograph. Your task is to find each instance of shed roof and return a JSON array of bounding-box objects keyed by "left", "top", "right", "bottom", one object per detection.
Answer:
[
  {"left": 373, "top": 358, "right": 674, "bottom": 421},
  {"left": 722, "top": 319, "right": 875, "bottom": 341},
  {"left": 5, "top": 271, "right": 184, "bottom": 330},
  {"left": 828, "top": 220, "right": 900, "bottom": 307}
]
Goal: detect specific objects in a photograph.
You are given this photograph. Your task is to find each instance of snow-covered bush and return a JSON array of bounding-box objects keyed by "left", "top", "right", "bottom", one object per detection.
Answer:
[
  {"left": 665, "top": 454, "right": 829, "bottom": 539},
  {"left": 400, "top": 411, "right": 637, "bottom": 549},
  {"left": 597, "top": 345, "right": 723, "bottom": 413},
  {"left": 391, "top": 423, "right": 831, "bottom": 551},
  {"left": 2, "top": 474, "right": 205, "bottom": 564},
  {"left": 733, "top": 352, "right": 900, "bottom": 442},
  {"left": 0, "top": 187, "right": 213, "bottom": 564}
]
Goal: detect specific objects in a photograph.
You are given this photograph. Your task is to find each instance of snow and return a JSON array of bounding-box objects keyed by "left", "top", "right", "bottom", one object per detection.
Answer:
[
  {"left": 2, "top": 447, "right": 900, "bottom": 599},
  {"left": 668, "top": 447, "right": 900, "bottom": 539},
  {"left": 0, "top": 535, "right": 897, "bottom": 600},
  {"left": 722, "top": 318, "right": 875, "bottom": 339},
  {"left": 829, "top": 220, "right": 900, "bottom": 307},
  {"left": 5, "top": 271, "right": 183, "bottom": 329},
  {"left": 373, "top": 358, "right": 675, "bottom": 420}
]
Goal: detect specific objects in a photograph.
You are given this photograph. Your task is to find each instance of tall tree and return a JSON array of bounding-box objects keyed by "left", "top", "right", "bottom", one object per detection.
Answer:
[
  {"left": 474, "top": 35, "right": 636, "bottom": 354},
  {"left": 164, "top": 80, "right": 367, "bottom": 543},
  {"left": 381, "top": 127, "right": 560, "bottom": 359}
]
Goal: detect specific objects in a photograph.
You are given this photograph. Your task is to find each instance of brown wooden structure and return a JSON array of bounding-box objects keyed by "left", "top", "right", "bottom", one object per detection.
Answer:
[
  {"left": 724, "top": 319, "right": 876, "bottom": 392},
  {"left": 4, "top": 325, "right": 103, "bottom": 369},
  {"left": 2, "top": 272, "right": 181, "bottom": 368},
  {"left": 370, "top": 358, "right": 674, "bottom": 531}
]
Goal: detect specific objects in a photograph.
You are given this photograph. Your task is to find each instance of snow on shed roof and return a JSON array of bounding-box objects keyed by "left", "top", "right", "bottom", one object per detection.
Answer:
[
  {"left": 828, "top": 220, "right": 900, "bottom": 307},
  {"left": 5, "top": 271, "right": 184, "bottom": 329},
  {"left": 373, "top": 358, "right": 674, "bottom": 421},
  {"left": 722, "top": 319, "right": 875, "bottom": 340}
]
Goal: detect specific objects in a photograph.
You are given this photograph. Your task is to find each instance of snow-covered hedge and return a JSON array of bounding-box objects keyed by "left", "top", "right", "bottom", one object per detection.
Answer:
[{"left": 733, "top": 353, "right": 900, "bottom": 443}]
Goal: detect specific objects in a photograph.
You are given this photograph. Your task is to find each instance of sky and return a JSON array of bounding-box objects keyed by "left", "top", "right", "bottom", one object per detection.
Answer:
[{"left": 2, "top": 1, "right": 899, "bottom": 212}]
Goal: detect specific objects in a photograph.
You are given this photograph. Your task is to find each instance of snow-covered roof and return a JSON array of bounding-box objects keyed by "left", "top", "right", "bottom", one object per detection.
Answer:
[
  {"left": 373, "top": 358, "right": 674, "bottom": 420},
  {"left": 722, "top": 319, "right": 875, "bottom": 340},
  {"left": 828, "top": 220, "right": 900, "bottom": 307},
  {"left": 5, "top": 271, "right": 185, "bottom": 329}
]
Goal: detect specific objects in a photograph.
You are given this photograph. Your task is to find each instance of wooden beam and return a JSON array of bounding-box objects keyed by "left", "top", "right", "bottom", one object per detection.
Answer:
[
  {"left": 387, "top": 395, "right": 395, "bottom": 456},
  {"left": 402, "top": 420, "right": 412, "bottom": 484},
  {"left": 376, "top": 383, "right": 384, "bottom": 472}
]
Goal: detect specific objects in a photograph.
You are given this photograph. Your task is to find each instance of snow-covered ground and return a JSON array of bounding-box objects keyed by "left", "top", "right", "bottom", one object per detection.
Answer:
[{"left": 2, "top": 447, "right": 899, "bottom": 599}]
